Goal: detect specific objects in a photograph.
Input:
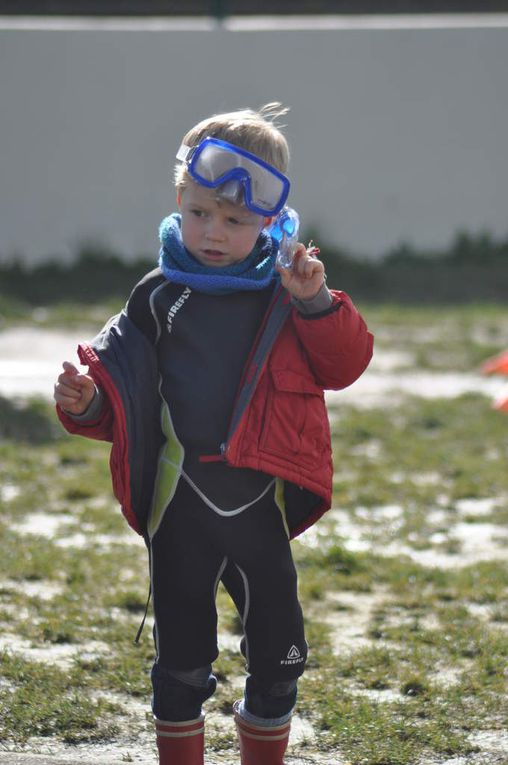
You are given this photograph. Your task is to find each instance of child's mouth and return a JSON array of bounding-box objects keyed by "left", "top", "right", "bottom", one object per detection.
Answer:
[{"left": 202, "top": 249, "right": 225, "bottom": 260}]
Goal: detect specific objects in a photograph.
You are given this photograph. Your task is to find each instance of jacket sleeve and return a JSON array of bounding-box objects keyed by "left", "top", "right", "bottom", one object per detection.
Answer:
[
  {"left": 55, "top": 268, "right": 165, "bottom": 440},
  {"left": 56, "top": 352, "right": 115, "bottom": 441},
  {"left": 291, "top": 289, "right": 373, "bottom": 390},
  {"left": 56, "top": 398, "right": 114, "bottom": 442}
]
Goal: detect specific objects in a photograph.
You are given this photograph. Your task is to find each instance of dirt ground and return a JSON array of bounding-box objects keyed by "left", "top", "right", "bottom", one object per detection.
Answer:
[{"left": 1, "top": 325, "right": 507, "bottom": 765}]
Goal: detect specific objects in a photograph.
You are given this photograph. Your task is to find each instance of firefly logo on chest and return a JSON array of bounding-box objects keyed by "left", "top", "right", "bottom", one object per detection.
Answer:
[{"left": 166, "top": 286, "right": 192, "bottom": 333}]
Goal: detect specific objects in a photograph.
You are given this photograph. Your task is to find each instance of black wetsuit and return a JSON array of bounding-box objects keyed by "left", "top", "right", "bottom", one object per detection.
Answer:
[{"left": 127, "top": 270, "right": 307, "bottom": 722}]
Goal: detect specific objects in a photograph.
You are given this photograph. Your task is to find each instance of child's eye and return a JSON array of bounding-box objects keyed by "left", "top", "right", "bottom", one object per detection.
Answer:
[
  {"left": 227, "top": 217, "right": 241, "bottom": 225},
  {"left": 190, "top": 208, "right": 205, "bottom": 218}
]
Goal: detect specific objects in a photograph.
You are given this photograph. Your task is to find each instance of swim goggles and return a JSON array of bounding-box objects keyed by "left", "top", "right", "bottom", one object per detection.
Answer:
[{"left": 176, "top": 137, "right": 290, "bottom": 216}]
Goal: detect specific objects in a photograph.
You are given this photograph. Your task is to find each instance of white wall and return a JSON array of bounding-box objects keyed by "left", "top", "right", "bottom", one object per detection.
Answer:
[{"left": 0, "top": 17, "right": 507, "bottom": 263}]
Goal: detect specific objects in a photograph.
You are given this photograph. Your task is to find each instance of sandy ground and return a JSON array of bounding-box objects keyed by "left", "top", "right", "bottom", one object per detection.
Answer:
[
  {"left": 0, "top": 754, "right": 343, "bottom": 765},
  {"left": 0, "top": 326, "right": 505, "bottom": 405},
  {"left": 0, "top": 328, "right": 88, "bottom": 399}
]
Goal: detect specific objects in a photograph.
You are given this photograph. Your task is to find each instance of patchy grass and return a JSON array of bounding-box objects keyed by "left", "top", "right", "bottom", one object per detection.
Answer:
[
  {"left": 360, "top": 302, "right": 508, "bottom": 372},
  {"left": 330, "top": 393, "right": 508, "bottom": 517},
  {"left": 1, "top": 304, "right": 507, "bottom": 763},
  {"left": 0, "top": 298, "right": 123, "bottom": 331},
  {"left": 0, "top": 652, "right": 122, "bottom": 744}
]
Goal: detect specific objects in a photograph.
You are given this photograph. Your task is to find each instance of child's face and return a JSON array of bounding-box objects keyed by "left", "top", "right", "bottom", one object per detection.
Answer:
[{"left": 178, "top": 182, "right": 267, "bottom": 268}]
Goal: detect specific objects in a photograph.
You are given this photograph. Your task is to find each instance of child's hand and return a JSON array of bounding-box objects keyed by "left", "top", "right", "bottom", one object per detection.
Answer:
[
  {"left": 276, "top": 243, "right": 326, "bottom": 301},
  {"left": 54, "top": 361, "right": 96, "bottom": 415}
]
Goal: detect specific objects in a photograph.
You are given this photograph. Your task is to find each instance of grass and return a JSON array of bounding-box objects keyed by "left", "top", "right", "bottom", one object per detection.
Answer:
[
  {"left": 0, "top": 652, "right": 122, "bottom": 744},
  {"left": 0, "top": 296, "right": 124, "bottom": 331},
  {"left": 1, "top": 303, "right": 508, "bottom": 763},
  {"left": 358, "top": 302, "right": 508, "bottom": 372}
]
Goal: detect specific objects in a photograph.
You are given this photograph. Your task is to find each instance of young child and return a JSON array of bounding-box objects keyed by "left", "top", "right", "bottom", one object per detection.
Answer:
[{"left": 54, "top": 103, "right": 373, "bottom": 765}]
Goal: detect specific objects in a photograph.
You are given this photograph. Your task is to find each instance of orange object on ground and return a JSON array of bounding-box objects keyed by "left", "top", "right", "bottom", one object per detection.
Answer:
[
  {"left": 494, "top": 395, "right": 508, "bottom": 412},
  {"left": 481, "top": 350, "right": 508, "bottom": 376}
]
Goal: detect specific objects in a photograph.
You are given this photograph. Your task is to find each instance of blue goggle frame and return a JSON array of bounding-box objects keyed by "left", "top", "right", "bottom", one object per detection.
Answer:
[{"left": 176, "top": 137, "right": 290, "bottom": 217}]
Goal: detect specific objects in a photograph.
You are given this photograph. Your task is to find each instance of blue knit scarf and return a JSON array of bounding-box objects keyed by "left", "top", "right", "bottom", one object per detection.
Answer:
[{"left": 158, "top": 213, "right": 278, "bottom": 295}]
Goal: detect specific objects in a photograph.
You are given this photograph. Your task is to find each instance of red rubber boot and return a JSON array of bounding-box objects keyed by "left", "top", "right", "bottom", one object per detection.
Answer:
[
  {"left": 234, "top": 702, "right": 291, "bottom": 765},
  {"left": 154, "top": 714, "right": 204, "bottom": 765}
]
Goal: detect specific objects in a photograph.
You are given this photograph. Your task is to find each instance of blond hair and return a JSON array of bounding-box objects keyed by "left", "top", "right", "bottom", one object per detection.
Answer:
[{"left": 174, "top": 102, "right": 290, "bottom": 190}]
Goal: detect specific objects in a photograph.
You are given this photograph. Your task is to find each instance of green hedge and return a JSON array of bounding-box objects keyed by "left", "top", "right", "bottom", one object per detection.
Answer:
[{"left": 1, "top": 229, "right": 507, "bottom": 305}]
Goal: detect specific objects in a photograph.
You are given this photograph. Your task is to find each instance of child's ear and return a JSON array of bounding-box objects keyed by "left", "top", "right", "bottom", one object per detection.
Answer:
[
  {"left": 264, "top": 216, "right": 273, "bottom": 228},
  {"left": 176, "top": 190, "right": 182, "bottom": 208}
]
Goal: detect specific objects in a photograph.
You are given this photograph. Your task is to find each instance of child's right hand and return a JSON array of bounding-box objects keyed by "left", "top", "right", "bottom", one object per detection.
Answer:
[{"left": 54, "top": 361, "right": 96, "bottom": 415}]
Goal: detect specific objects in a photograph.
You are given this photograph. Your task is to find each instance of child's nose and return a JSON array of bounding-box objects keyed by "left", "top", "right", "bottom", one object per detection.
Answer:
[{"left": 205, "top": 216, "right": 225, "bottom": 241}]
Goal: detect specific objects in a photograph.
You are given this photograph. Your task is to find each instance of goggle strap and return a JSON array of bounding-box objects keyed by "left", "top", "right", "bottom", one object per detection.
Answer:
[{"left": 176, "top": 144, "right": 193, "bottom": 162}]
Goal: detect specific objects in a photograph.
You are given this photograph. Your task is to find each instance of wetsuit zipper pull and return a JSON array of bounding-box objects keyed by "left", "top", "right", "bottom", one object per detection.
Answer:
[{"left": 198, "top": 444, "right": 226, "bottom": 463}]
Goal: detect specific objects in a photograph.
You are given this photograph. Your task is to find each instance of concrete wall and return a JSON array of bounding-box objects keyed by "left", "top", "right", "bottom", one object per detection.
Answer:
[{"left": 0, "top": 17, "right": 507, "bottom": 263}]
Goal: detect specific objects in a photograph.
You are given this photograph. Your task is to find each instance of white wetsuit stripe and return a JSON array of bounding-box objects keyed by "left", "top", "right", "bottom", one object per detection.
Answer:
[
  {"left": 180, "top": 468, "right": 276, "bottom": 516},
  {"left": 234, "top": 563, "right": 251, "bottom": 668}
]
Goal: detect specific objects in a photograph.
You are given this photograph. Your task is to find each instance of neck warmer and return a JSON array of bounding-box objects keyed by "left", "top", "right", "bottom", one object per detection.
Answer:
[{"left": 158, "top": 213, "right": 278, "bottom": 295}]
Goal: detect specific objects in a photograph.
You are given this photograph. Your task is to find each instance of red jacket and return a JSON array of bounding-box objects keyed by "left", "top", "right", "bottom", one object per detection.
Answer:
[{"left": 57, "top": 286, "right": 373, "bottom": 539}]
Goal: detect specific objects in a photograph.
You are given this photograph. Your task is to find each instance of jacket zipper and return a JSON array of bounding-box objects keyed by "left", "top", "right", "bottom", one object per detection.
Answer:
[{"left": 220, "top": 284, "right": 291, "bottom": 461}]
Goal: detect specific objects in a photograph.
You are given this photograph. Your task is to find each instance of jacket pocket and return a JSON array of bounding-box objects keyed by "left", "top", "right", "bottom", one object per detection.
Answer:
[{"left": 259, "top": 369, "right": 327, "bottom": 464}]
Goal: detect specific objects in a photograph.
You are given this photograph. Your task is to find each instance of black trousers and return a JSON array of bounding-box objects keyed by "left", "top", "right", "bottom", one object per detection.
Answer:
[{"left": 150, "top": 477, "right": 307, "bottom": 718}]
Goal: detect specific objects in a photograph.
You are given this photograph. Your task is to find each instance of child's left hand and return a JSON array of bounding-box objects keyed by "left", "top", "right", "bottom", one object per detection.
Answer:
[{"left": 276, "top": 243, "right": 326, "bottom": 301}]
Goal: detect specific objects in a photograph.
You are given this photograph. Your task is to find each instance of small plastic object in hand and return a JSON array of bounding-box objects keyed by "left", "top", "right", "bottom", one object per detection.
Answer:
[{"left": 269, "top": 206, "right": 300, "bottom": 269}]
